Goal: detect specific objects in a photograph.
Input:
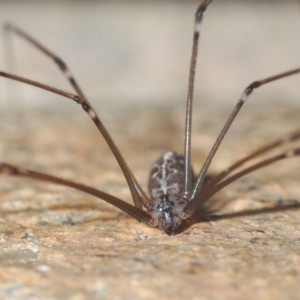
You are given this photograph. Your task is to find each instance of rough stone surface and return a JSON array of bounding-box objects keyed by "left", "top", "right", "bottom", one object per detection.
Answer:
[
  {"left": 0, "top": 1, "right": 300, "bottom": 300},
  {"left": 0, "top": 102, "right": 300, "bottom": 300}
]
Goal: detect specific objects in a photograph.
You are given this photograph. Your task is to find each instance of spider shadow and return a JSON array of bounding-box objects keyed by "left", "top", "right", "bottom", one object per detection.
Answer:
[
  {"left": 2, "top": 197, "right": 300, "bottom": 233},
  {"left": 181, "top": 198, "right": 300, "bottom": 233},
  {"left": 0, "top": 202, "right": 121, "bottom": 227}
]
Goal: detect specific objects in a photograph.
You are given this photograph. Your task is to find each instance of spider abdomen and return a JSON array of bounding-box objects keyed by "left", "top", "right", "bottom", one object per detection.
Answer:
[
  {"left": 148, "top": 151, "right": 186, "bottom": 199},
  {"left": 146, "top": 152, "right": 190, "bottom": 234}
]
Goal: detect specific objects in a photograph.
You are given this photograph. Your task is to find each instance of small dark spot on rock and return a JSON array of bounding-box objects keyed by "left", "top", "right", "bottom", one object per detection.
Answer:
[
  {"left": 276, "top": 198, "right": 285, "bottom": 206},
  {"left": 21, "top": 232, "right": 31, "bottom": 239},
  {"left": 35, "top": 221, "right": 49, "bottom": 227},
  {"left": 134, "top": 234, "right": 148, "bottom": 242},
  {"left": 62, "top": 220, "right": 75, "bottom": 226}
]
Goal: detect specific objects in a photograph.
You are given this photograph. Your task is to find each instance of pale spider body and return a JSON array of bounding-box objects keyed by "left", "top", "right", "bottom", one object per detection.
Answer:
[{"left": 147, "top": 152, "right": 190, "bottom": 234}]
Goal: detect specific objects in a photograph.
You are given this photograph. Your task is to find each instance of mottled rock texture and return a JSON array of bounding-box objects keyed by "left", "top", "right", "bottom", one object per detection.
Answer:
[{"left": 0, "top": 102, "right": 300, "bottom": 300}]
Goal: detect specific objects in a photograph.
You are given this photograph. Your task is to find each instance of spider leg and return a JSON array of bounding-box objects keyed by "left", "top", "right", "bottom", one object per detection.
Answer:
[
  {"left": 183, "top": 0, "right": 213, "bottom": 197},
  {"left": 4, "top": 23, "right": 86, "bottom": 98},
  {"left": 183, "top": 67, "right": 300, "bottom": 216},
  {"left": 203, "top": 129, "right": 300, "bottom": 190},
  {"left": 0, "top": 49, "right": 149, "bottom": 210},
  {"left": 196, "top": 147, "right": 300, "bottom": 207},
  {"left": 0, "top": 163, "right": 153, "bottom": 225},
  {"left": 2, "top": 23, "right": 149, "bottom": 209}
]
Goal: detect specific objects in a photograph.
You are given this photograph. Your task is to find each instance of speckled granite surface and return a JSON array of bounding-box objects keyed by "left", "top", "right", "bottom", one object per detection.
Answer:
[
  {"left": 0, "top": 1, "right": 300, "bottom": 299},
  {"left": 0, "top": 102, "right": 300, "bottom": 299}
]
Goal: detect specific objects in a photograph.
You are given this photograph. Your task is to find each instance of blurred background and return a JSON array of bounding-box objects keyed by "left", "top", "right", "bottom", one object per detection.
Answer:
[{"left": 0, "top": 0, "right": 299, "bottom": 111}]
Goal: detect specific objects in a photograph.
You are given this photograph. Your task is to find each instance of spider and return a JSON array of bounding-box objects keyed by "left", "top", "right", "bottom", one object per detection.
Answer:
[{"left": 0, "top": 0, "right": 300, "bottom": 235}]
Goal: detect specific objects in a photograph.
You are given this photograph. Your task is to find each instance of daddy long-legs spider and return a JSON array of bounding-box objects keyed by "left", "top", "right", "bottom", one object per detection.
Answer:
[{"left": 1, "top": 0, "right": 300, "bottom": 235}]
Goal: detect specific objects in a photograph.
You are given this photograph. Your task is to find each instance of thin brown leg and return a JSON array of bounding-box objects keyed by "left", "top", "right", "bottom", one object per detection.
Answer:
[
  {"left": 0, "top": 163, "right": 153, "bottom": 225},
  {"left": 0, "top": 67, "right": 149, "bottom": 210},
  {"left": 197, "top": 147, "right": 300, "bottom": 207},
  {"left": 183, "top": 67, "right": 300, "bottom": 216},
  {"left": 183, "top": 0, "right": 213, "bottom": 197},
  {"left": 3, "top": 23, "right": 150, "bottom": 209},
  {"left": 4, "top": 23, "right": 85, "bottom": 98},
  {"left": 204, "top": 129, "right": 300, "bottom": 189}
]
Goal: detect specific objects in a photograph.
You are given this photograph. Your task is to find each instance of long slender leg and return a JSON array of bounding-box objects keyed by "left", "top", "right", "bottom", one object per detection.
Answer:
[
  {"left": 4, "top": 23, "right": 85, "bottom": 98},
  {"left": 196, "top": 147, "right": 300, "bottom": 207},
  {"left": 2, "top": 24, "right": 149, "bottom": 209},
  {"left": 184, "top": 0, "right": 212, "bottom": 197},
  {"left": 183, "top": 67, "right": 300, "bottom": 216},
  {"left": 0, "top": 75, "right": 149, "bottom": 210},
  {"left": 0, "top": 163, "right": 153, "bottom": 225},
  {"left": 204, "top": 129, "right": 300, "bottom": 189}
]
